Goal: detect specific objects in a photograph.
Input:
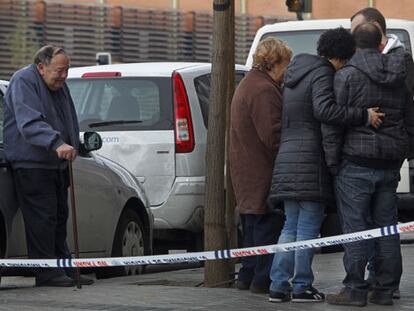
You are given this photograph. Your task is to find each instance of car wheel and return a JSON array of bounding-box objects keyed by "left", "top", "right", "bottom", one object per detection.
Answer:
[{"left": 96, "top": 209, "right": 146, "bottom": 279}]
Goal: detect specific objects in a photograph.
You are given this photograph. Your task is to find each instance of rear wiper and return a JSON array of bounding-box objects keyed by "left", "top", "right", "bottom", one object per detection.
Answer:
[{"left": 88, "top": 120, "right": 142, "bottom": 128}]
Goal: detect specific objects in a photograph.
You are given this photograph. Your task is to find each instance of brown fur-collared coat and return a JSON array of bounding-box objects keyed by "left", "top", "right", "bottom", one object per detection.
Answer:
[{"left": 230, "top": 68, "right": 282, "bottom": 215}]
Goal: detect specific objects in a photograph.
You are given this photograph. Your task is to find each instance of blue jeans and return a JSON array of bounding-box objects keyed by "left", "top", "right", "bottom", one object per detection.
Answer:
[
  {"left": 366, "top": 203, "right": 401, "bottom": 290},
  {"left": 335, "top": 162, "right": 402, "bottom": 298},
  {"left": 269, "top": 201, "right": 325, "bottom": 294}
]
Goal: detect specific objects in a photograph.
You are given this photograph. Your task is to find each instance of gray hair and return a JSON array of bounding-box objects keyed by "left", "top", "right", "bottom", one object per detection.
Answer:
[{"left": 33, "top": 45, "right": 67, "bottom": 65}]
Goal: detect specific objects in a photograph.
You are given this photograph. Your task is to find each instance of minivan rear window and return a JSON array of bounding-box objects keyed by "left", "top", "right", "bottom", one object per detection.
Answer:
[
  {"left": 262, "top": 29, "right": 412, "bottom": 55},
  {"left": 194, "top": 72, "right": 246, "bottom": 128},
  {"left": 67, "top": 77, "right": 173, "bottom": 131}
]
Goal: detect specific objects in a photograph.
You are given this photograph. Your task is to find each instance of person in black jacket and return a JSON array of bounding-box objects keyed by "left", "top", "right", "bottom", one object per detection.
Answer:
[
  {"left": 324, "top": 23, "right": 414, "bottom": 307},
  {"left": 268, "top": 28, "right": 383, "bottom": 303},
  {"left": 350, "top": 7, "right": 414, "bottom": 300}
]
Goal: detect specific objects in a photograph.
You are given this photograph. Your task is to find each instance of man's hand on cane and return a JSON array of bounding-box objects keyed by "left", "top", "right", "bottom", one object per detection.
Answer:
[{"left": 56, "top": 143, "right": 78, "bottom": 161}]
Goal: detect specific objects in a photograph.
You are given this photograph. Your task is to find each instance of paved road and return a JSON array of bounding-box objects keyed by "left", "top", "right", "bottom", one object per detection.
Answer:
[{"left": 1, "top": 243, "right": 414, "bottom": 310}]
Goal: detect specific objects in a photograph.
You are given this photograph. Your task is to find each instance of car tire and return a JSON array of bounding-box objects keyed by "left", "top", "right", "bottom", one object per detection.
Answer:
[{"left": 96, "top": 209, "right": 146, "bottom": 279}]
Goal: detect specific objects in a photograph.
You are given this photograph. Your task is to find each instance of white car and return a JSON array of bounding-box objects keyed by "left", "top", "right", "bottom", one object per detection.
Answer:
[
  {"left": 0, "top": 80, "right": 153, "bottom": 278},
  {"left": 67, "top": 62, "right": 248, "bottom": 247}
]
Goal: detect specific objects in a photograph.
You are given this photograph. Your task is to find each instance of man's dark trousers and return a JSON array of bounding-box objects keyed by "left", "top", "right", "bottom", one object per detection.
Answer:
[
  {"left": 334, "top": 162, "right": 402, "bottom": 299},
  {"left": 238, "top": 212, "right": 284, "bottom": 288},
  {"left": 13, "top": 168, "right": 72, "bottom": 284}
]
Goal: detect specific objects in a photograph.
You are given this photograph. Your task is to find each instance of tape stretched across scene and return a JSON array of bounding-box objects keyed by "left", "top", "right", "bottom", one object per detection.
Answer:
[{"left": 1, "top": 221, "right": 414, "bottom": 269}]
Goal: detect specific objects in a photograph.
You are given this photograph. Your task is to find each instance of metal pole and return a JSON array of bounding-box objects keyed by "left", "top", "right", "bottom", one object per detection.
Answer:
[
  {"left": 172, "top": 0, "right": 179, "bottom": 10},
  {"left": 368, "top": 0, "right": 375, "bottom": 7},
  {"left": 68, "top": 160, "right": 82, "bottom": 289},
  {"left": 240, "top": 0, "right": 246, "bottom": 14}
]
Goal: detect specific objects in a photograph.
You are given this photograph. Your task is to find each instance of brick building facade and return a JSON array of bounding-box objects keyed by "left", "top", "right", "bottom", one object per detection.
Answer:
[
  {"left": 59, "top": 0, "right": 414, "bottom": 20},
  {"left": 1, "top": 0, "right": 413, "bottom": 79}
]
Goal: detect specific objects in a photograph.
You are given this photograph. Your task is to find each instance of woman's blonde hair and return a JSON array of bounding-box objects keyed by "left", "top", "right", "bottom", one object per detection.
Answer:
[{"left": 252, "top": 37, "right": 292, "bottom": 71}]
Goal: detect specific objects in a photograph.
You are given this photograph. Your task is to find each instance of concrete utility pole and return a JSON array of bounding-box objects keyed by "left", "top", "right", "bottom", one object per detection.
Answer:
[{"left": 204, "top": 0, "right": 235, "bottom": 287}]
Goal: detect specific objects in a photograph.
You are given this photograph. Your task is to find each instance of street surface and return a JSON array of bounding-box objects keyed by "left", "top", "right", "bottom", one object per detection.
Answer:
[{"left": 1, "top": 241, "right": 414, "bottom": 310}]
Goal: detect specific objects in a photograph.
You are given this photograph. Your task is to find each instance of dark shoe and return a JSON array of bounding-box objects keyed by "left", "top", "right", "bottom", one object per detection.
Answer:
[
  {"left": 366, "top": 278, "right": 375, "bottom": 291},
  {"left": 72, "top": 275, "right": 94, "bottom": 286},
  {"left": 249, "top": 283, "right": 269, "bottom": 294},
  {"left": 393, "top": 289, "right": 400, "bottom": 299},
  {"left": 36, "top": 275, "right": 75, "bottom": 287},
  {"left": 369, "top": 291, "right": 393, "bottom": 306},
  {"left": 236, "top": 280, "right": 251, "bottom": 290},
  {"left": 292, "top": 287, "right": 325, "bottom": 302},
  {"left": 326, "top": 289, "right": 367, "bottom": 307},
  {"left": 269, "top": 291, "right": 291, "bottom": 303}
]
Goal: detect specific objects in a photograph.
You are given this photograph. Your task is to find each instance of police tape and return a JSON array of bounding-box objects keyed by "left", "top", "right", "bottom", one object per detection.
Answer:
[{"left": 1, "top": 221, "right": 414, "bottom": 269}]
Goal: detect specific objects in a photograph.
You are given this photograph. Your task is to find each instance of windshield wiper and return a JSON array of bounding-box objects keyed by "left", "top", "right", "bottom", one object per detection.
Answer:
[{"left": 88, "top": 120, "right": 142, "bottom": 128}]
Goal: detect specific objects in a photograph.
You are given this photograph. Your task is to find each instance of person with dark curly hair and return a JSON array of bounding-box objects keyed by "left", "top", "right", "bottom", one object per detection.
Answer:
[{"left": 267, "top": 27, "right": 384, "bottom": 303}]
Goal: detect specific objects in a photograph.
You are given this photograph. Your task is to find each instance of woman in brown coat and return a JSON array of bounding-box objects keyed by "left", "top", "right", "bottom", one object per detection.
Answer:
[{"left": 230, "top": 37, "right": 292, "bottom": 293}]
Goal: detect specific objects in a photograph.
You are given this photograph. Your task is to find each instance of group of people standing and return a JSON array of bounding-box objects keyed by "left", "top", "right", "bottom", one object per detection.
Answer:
[{"left": 230, "top": 7, "right": 414, "bottom": 307}]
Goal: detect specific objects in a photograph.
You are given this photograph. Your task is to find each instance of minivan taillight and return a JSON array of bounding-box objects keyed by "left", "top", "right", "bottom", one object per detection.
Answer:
[{"left": 173, "top": 72, "right": 195, "bottom": 153}]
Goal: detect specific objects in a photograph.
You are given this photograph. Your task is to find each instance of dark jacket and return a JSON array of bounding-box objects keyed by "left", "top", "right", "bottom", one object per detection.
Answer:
[
  {"left": 230, "top": 68, "right": 282, "bottom": 214},
  {"left": 401, "top": 48, "right": 414, "bottom": 96},
  {"left": 3, "top": 64, "right": 79, "bottom": 169},
  {"left": 322, "top": 48, "right": 414, "bottom": 173},
  {"left": 268, "top": 54, "right": 367, "bottom": 205},
  {"left": 384, "top": 34, "right": 414, "bottom": 96}
]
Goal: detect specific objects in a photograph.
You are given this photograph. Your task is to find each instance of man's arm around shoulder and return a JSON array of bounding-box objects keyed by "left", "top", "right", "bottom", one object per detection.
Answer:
[{"left": 321, "top": 70, "right": 349, "bottom": 175}]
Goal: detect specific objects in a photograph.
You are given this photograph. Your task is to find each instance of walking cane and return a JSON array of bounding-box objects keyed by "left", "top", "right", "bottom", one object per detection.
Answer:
[{"left": 68, "top": 160, "right": 82, "bottom": 289}]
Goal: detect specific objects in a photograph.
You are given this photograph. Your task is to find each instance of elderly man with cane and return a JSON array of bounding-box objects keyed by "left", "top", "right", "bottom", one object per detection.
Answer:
[{"left": 3, "top": 45, "right": 93, "bottom": 287}]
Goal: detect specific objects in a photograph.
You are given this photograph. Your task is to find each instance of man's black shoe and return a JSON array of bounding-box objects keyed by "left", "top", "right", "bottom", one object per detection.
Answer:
[
  {"left": 292, "top": 286, "right": 325, "bottom": 302},
  {"left": 36, "top": 275, "right": 75, "bottom": 287},
  {"left": 269, "top": 291, "right": 291, "bottom": 303},
  {"left": 249, "top": 283, "right": 269, "bottom": 294},
  {"left": 393, "top": 289, "right": 400, "bottom": 299},
  {"left": 236, "top": 280, "right": 251, "bottom": 290},
  {"left": 326, "top": 289, "right": 367, "bottom": 307},
  {"left": 369, "top": 291, "right": 393, "bottom": 306},
  {"left": 72, "top": 275, "right": 94, "bottom": 286}
]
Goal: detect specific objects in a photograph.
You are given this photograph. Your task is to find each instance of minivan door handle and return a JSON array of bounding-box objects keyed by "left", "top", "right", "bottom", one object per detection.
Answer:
[{"left": 156, "top": 150, "right": 170, "bottom": 154}]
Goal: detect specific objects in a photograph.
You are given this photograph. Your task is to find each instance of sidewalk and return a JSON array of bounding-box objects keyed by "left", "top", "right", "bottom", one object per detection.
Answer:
[{"left": 1, "top": 243, "right": 414, "bottom": 310}]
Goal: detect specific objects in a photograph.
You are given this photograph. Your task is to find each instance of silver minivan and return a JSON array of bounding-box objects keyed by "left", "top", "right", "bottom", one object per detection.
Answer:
[{"left": 67, "top": 63, "right": 247, "bottom": 245}]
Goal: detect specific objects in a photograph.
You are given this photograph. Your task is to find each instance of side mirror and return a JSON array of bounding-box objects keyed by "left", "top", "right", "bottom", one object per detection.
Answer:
[{"left": 81, "top": 132, "right": 102, "bottom": 153}]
